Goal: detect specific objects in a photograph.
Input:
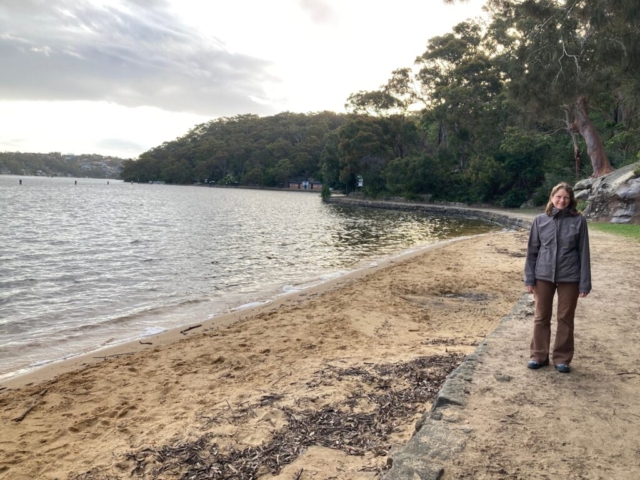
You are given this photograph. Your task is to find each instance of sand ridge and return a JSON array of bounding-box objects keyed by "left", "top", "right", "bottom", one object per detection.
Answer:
[{"left": 0, "top": 231, "right": 528, "bottom": 479}]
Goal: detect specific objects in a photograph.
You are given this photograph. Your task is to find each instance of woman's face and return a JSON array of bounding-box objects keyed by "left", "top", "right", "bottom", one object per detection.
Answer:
[{"left": 551, "top": 188, "right": 571, "bottom": 209}]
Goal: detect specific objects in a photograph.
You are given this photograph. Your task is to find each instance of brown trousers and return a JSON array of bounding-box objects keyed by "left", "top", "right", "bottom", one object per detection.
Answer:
[{"left": 530, "top": 280, "right": 580, "bottom": 365}]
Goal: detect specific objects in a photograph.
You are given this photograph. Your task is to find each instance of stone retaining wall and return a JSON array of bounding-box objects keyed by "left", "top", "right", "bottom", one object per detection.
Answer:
[{"left": 325, "top": 197, "right": 532, "bottom": 230}]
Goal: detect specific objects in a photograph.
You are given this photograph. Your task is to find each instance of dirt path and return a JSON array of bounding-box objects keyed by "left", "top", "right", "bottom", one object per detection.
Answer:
[{"left": 386, "top": 229, "right": 640, "bottom": 479}]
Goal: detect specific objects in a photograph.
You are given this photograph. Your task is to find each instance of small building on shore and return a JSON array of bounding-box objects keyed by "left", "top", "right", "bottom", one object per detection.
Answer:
[{"left": 288, "top": 179, "right": 322, "bottom": 191}]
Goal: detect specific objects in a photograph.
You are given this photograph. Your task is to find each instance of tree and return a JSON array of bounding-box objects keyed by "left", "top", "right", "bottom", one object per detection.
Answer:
[
  {"left": 481, "top": 0, "right": 640, "bottom": 177},
  {"left": 269, "top": 158, "right": 294, "bottom": 187},
  {"left": 338, "top": 117, "right": 392, "bottom": 194}
]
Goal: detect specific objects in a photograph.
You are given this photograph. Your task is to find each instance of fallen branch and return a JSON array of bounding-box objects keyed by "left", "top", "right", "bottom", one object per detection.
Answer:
[
  {"left": 271, "top": 371, "right": 292, "bottom": 385},
  {"left": 180, "top": 324, "right": 202, "bottom": 335},
  {"left": 139, "top": 341, "right": 153, "bottom": 345},
  {"left": 13, "top": 389, "right": 48, "bottom": 423},
  {"left": 617, "top": 371, "right": 639, "bottom": 376},
  {"left": 93, "top": 352, "right": 136, "bottom": 359}
]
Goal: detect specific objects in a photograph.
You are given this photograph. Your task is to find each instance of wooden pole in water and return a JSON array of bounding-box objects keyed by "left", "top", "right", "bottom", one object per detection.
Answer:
[{"left": 19, "top": 179, "right": 22, "bottom": 185}]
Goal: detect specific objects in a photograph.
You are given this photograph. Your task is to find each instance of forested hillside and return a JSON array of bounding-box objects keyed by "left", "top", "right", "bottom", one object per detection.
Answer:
[
  {"left": 0, "top": 152, "right": 124, "bottom": 178},
  {"left": 121, "top": 0, "right": 640, "bottom": 206}
]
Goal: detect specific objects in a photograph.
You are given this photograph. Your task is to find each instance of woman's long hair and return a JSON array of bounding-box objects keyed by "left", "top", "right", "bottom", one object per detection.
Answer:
[{"left": 545, "top": 182, "right": 580, "bottom": 215}]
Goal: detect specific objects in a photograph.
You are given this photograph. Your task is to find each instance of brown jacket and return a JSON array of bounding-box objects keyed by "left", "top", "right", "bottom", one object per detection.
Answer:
[{"left": 524, "top": 210, "right": 591, "bottom": 293}]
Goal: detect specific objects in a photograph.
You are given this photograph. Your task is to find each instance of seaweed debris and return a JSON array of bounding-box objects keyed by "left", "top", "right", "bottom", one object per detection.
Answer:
[{"left": 121, "top": 353, "right": 464, "bottom": 479}]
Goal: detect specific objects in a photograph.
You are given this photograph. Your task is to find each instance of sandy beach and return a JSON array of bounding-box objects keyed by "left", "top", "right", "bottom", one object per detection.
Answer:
[{"left": 0, "top": 231, "right": 529, "bottom": 479}]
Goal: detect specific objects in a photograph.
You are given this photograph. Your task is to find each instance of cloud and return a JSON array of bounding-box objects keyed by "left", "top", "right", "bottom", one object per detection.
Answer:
[
  {"left": 0, "top": 0, "right": 278, "bottom": 116},
  {"left": 298, "top": 0, "right": 336, "bottom": 25},
  {"left": 96, "top": 137, "right": 146, "bottom": 154}
]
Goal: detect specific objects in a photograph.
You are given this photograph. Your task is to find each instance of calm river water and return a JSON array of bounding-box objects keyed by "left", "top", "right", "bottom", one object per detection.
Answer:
[{"left": 0, "top": 175, "right": 498, "bottom": 380}]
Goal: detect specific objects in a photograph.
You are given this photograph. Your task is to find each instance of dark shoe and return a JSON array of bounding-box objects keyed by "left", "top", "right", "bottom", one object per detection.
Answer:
[
  {"left": 555, "top": 363, "right": 571, "bottom": 373},
  {"left": 527, "top": 359, "right": 549, "bottom": 369}
]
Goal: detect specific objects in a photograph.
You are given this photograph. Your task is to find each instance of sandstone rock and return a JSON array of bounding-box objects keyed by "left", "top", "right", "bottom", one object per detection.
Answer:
[
  {"left": 574, "top": 177, "right": 595, "bottom": 191},
  {"left": 580, "top": 161, "right": 640, "bottom": 224},
  {"left": 575, "top": 189, "right": 590, "bottom": 202}
]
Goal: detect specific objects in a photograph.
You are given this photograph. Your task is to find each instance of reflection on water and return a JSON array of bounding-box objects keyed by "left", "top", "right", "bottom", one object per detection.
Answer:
[{"left": 0, "top": 175, "right": 498, "bottom": 379}]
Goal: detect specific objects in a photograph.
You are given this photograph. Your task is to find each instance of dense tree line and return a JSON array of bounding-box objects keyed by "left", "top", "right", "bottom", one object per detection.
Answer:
[
  {"left": 0, "top": 152, "right": 124, "bottom": 178},
  {"left": 121, "top": 112, "right": 346, "bottom": 187},
  {"left": 122, "top": 0, "right": 640, "bottom": 206}
]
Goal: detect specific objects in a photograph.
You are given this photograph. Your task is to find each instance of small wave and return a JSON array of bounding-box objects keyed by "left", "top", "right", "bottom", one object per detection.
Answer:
[
  {"left": 141, "top": 326, "right": 167, "bottom": 336},
  {"left": 319, "top": 271, "right": 348, "bottom": 282},
  {"left": 232, "top": 300, "right": 271, "bottom": 311},
  {"left": 282, "top": 285, "right": 302, "bottom": 293},
  {"left": 29, "top": 358, "right": 55, "bottom": 368},
  {"left": 63, "top": 298, "right": 209, "bottom": 334}
]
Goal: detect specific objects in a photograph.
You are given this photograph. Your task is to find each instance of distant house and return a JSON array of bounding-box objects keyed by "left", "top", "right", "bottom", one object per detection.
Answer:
[{"left": 288, "top": 179, "right": 322, "bottom": 191}]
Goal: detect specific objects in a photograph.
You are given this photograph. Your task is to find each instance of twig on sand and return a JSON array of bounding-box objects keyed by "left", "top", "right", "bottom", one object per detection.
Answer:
[
  {"left": 293, "top": 468, "right": 304, "bottom": 480},
  {"left": 13, "top": 389, "right": 48, "bottom": 423},
  {"left": 93, "top": 352, "right": 136, "bottom": 359},
  {"left": 617, "top": 371, "right": 639, "bottom": 376},
  {"left": 180, "top": 324, "right": 202, "bottom": 335},
  {"left": 225, "top": 399, "right": 235, "bottom": 414},
  {"left": 139, "top": 341, "right": 153, "bottom": 345},
  {"left": 272, "top": 371, "right": 292, "bottom": 386}
]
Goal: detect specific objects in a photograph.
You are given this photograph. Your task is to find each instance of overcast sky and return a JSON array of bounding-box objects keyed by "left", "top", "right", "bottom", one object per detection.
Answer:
[{"left": 0, "top": 0, "right": 485, "bottom": 158}]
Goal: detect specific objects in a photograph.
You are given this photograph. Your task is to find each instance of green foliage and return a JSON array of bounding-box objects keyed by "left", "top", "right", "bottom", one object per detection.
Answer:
[
  {"left": 118, "top": 2, "right": 640, "bottom": 206},
  {"left": 120, "top": 112, "right": 346, "bottom": 186},
  {"left": 589, "top": 223, "right": 640, "bottom": 242},
  {"left": 220, "top": 173, "right": 238, "bottom": 186},
  {"left": 0, "top": 152, "right": 124, "bottom": 178},
  {"left": 321, "top": 183, "right": 331, "bottom": 199}
]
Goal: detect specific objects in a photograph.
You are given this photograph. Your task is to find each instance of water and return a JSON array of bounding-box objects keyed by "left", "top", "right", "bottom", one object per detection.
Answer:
[{"left": 0, "top": 175, "right": 498, "bottom": 380}]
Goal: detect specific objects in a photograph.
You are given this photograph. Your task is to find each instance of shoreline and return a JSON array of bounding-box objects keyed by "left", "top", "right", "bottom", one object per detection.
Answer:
[
  {"left": 324, "top": 196, "right": 536, "bottom": 229},
  {"left": 0, "top": 234, "right": 486, "bottom": 390},
  {"left": 0, "top": 227, "right": 531, "bottom": 479}
]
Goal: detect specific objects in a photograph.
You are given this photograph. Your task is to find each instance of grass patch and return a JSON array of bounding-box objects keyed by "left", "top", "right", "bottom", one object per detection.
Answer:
[{"left": 589, "top": 222, "right": 640, "bottom": 241}]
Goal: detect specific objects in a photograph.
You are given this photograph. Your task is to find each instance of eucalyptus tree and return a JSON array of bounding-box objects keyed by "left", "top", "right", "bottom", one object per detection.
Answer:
[
  {"left": 414, "top": 20, "right": 504, "bottom": 162},
  {"left": 477, "top": 0, "right": 640, "bottom": 177}
]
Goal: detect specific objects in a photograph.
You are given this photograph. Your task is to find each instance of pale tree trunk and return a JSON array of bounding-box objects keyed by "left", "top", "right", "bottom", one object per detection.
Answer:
[
  {"left": 563, "top": 107, "right": 581, "bottom": 179},
  {"left": 438, "top": 121, "right": 447, "bottom": 147},
  {"left": 571, "top": 96, "right": 615, "bottom": 178}
]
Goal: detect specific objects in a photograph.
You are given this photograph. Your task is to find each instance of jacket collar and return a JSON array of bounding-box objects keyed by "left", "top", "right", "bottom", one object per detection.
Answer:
[{"left": 550, "top": 207, "right": 570, "bottom": 218}]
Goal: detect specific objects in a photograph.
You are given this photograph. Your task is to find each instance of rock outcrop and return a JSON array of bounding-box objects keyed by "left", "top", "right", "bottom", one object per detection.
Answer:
[{"left": 576, "top": 161, "right": 640, "bottom": 224}]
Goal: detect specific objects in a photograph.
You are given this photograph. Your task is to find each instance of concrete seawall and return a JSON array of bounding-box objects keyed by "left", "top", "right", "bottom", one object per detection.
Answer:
[{"left": 324, "top": 197, "right": 533, "bottom": 231}]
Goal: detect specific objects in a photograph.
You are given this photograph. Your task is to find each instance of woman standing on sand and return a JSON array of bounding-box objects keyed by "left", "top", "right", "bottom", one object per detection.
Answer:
[{"left": 524, "top": 182, "right": 591, "bottom": 373}]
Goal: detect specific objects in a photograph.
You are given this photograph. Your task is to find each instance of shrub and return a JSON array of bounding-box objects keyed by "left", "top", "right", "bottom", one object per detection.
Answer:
[{"left": 321, "top": 183, "right": 331, "bottom": 200}]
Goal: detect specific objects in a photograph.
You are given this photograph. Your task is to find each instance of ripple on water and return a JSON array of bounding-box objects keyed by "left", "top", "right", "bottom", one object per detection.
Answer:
[{"left": 0, "top": 176, "right": 498, "bottom": 379}]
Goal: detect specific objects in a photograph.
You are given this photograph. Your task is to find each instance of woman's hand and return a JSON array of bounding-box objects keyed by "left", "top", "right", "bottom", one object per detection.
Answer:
[
  {"left": 526, "top": 286, "right": 534, "bottom": 294},
  {"left": 579, "top": 292, "right": 588, "bottom": 298}
]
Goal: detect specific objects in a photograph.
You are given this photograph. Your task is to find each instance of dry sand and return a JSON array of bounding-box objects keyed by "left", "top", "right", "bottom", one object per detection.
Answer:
[
  {"left": 435, "top": 230, "right": 640, "bottom": 480},
  {"left": 0, "top": 231, "right": 529, "bottom": 479}
]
